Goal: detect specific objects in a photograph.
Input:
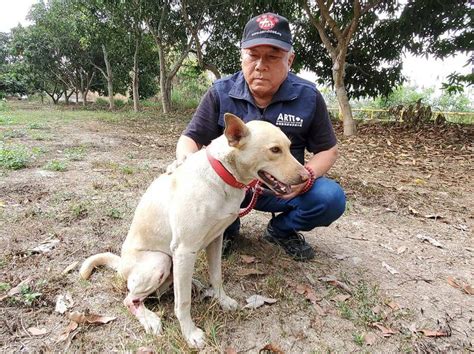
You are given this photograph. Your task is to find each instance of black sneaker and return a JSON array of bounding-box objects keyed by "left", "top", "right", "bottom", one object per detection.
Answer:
[{"left": 263, "top": 222, "right": 315, "bottom": 261}]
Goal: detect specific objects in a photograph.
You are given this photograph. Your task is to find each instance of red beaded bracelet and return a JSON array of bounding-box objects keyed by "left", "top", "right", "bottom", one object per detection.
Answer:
[{"left": 300, "top": 166, "right": 316, "bottom": 194}]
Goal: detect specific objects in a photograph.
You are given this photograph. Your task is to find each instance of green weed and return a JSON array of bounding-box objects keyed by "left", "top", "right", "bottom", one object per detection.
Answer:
[
  {"left": 65, "top": 146, "right": 87, "bottom": 161},
  {"left": 44, "top": 160, "right": 67, "bottom": 172},
  {"left": 0, "top": 282, "right": 10, "bottom": 292},
  {"left": 0, "top": 144, "right": 30, "bottom": 170},
  {"left": 106, "top": 208, "right": 123, "bottom": 219},
  {"left": 353, "top": 332, "right": 365, "bottom": 346},
  {"left": 20, "top": 285, "right": 41, "bottom": 306}
]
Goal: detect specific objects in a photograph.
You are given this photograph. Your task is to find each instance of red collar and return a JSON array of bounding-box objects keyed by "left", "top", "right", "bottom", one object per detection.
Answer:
[{"left": 206, "top": 146, "right": 248, "bottom": 189}]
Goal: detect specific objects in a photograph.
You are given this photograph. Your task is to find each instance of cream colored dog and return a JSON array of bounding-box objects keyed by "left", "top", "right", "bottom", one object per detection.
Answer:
[{"left": 80, "top": 113, "right": 308, "bottom": 348}]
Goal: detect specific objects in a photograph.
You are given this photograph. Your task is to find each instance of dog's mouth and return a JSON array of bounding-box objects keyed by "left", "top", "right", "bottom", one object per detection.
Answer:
[{"left": 257, "top": 170, "right": 292, "bottom": 195}]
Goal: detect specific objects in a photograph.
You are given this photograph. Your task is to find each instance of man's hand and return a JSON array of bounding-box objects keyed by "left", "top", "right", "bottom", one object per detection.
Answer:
[{"left": 275, "top": 181, "right": 308, "bottom": 200}]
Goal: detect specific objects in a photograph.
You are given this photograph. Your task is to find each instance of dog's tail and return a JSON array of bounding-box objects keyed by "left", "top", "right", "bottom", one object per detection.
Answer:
[{"left": 79, "top": 252, "right": 121, "bottom": 280}]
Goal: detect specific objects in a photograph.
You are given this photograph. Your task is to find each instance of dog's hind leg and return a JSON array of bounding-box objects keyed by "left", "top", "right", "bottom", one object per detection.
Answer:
[
  {"left": 122, "top": 251, "right": 171, "bottom": 335},
  {"left": 205, "top": 235, "right": 239, "bottom": 310}
]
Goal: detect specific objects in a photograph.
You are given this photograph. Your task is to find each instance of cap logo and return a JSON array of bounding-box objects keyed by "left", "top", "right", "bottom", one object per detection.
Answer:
[{"left": 256, "top": 14, "right": 279, "bottom": 30}]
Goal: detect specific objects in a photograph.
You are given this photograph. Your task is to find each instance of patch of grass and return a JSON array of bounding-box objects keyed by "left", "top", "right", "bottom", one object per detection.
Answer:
[
  {"left": 337, "top": 300, "right": 354, "bottom": 320},
  {"left": 0, "top": 282, "right": 10, "bottom": 292},
  {"left": 106, "top": 208, "right": 123, "bottom": 219},
  {"left": 28, "top": 122, "right": 49, "bottom": 130},
  {"left": 0, "top": 144, "right": 30, "bottom": 170},
  {"left": 2, "top": 129, "right": 27, "bottom": 139},
  {"left": 70, "top": 202, "right": 89, "bottom": 219},
  {"left": 65, "top": 146, "right": 87, "bottom": 161},
  {"left": 30, "top": 132, "right": 53, "bottom": 141},
  {"left": 120, "top": 165, "right": 135, "bottom": 174},
  {"left": 44, "top": 160, "right": 68, "bottom": 172},
  {"left": 20, "top": 284, "right": 42, "bottom": 306},
  {"left": 353, "top": 332, "right": 365, "bottom": 346}
]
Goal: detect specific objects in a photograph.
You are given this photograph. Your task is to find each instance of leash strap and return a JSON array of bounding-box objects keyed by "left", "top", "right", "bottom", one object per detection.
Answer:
[{"left": 239, "top": 181, "right": 263, "bottom": 217}]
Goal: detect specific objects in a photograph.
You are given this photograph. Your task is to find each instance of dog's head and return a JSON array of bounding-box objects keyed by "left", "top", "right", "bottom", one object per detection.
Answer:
[{"left": 224, "top": 113, "right": 309, "bottom": 194}]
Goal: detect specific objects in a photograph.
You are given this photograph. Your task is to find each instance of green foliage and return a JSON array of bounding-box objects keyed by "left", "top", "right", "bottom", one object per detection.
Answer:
[
  {"left": 0, "top": 282, "right": 10, "bottom": 292},
  {"left": 0, "top": 144, "right": 30, "bottom": 170},
  {"left": 44, "top": 160, "right": 67, "bottom": 172},
  {"left": 95, "top": 97, "right": 109, "bottom": 107},
  {"left": 65, "top": 146, "right": 87, "bottom": 161},
  {"left": 20, "top": 284, "right": 41, "bottom": 306}
]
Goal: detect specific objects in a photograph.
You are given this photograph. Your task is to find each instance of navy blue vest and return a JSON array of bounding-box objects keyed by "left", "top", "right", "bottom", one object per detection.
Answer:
[{"left": 213, "top": 71, "right": 320, "bottom": 163}]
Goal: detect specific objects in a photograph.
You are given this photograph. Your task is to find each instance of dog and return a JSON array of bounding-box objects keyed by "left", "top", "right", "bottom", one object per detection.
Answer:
[{"left": 79, "top": 113, "right": 309, "bottom": 348}]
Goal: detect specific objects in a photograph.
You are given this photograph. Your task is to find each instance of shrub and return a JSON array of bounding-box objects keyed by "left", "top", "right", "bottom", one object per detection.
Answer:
[
  {"left": 95, "top": 97, "right": 109, "bottom": 107},
  {"left": 0, "top": 144, "right": 29, "bottom": 170},
  {"left": 44, "top": 160, "right": 67, "bottom": 172}
]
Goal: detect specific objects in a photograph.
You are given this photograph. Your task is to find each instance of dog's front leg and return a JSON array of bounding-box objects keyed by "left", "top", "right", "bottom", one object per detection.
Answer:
[
  {"left": 173, "top": 250, "right": 205, "bottom": 348},
  {"left": 205, "top": 235, "right": 239, "bottom": 310}
]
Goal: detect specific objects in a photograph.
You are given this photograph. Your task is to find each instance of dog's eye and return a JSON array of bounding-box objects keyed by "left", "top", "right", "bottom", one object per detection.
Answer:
[{"left": 270, "top": 146, "right": 281, "bottom": 154}]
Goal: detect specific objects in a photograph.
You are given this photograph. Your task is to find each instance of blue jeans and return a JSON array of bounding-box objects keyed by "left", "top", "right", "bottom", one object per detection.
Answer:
[{"left": 225, "top": 177, "right": 346, "bottom": 236}]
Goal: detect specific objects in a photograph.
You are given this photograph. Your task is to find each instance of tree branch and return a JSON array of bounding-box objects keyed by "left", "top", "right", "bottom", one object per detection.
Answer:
[
  {"left": 302, "top": 0, "right": 337, "bottom": 59},
  {"left": 316, "top": 0, "right": 343, "bottom": 41}
]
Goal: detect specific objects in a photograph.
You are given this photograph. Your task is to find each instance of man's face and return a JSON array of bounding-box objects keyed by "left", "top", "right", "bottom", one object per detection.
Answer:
[{"left": 241, "top": 46, "right": 295, "bottom": 102}]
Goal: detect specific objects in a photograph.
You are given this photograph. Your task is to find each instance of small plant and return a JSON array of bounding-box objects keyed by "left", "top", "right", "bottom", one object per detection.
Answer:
[
  {"left": 0, "top": 144, "right": 30, "bottom": 170},
  {"left": 107, "top": 208, "right": 123, "bottom": 219},
  {"left": 44, "top": 160, "right": 67, "bottom": 172},
  {"left": 28, "top": 123, "right": 48, "bottom": 130},
  {"left": 337, "top": 300, "right": 353, "bottom": 320},
  {"left": 353, "top": 332, "right": 365, "bottom": 346},
  {"left": 0, "top": 282, "right": 10, "bottom": 292},
  {"left": 120, "top": 165, "right": 134, "bottom": 174},
  {"left": 2, "top": 129, "right": 26, "bottom": 139},
  {"left": 95, "top": 97, "right": 109, "bottom": 107},
  {"left": 20, "top": 285, "right": 41, "bottom": 306},
  {"left": 71, "top": 202, "right": 88, "bottom": 218},
  {"left": 65, "top": 146, "right": 87, "bottom": 161}
]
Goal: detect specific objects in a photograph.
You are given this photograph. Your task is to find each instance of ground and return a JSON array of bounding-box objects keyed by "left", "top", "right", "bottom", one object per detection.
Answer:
[{"left": 0, "top": 102, "right": 472, "bottom": 353}]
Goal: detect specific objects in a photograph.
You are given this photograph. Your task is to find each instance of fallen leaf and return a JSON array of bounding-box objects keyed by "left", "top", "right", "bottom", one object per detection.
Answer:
[
  {"left": 61, "top": 261, "right": 79, "bottom": 275},
  {"left": 68, "top": 311, "right": 116, "bottom": 324},
  {"left": 372, "top": 322, "right": 397, "bottom": 337},
  {"left": 396, "top": 246, "right": 407, "bottom": 254},
  {"left": 259, "top": 343, "right": 284, "bottom": 353},
  {"left": 55, "top": 293, "right": 74, "bottom": 314},
  {"left": 386, "top": 301, "right": 400, "bottom": 310},
  {"left": 240, "top": 255, "right": 256, "bottom": 264},
  {"left": 332, "top": 294, "right": 351, "bottom": 302},
  {"left": 364, "top": 332, "right": 377, "bottom": 346},
  {"left": 136, "top": 347, "right": 155, "bottom": 354},
  {"left": 419, "top": 329, "right": 449, "bottom": 337},
  {"left": 447, "top": 276, "right": 474, "bottom": 295},
  {"left": 382, "top": 262, "right": 399, "bottom": 275},
  {"left": 416, "top": 234, "right": 443, "bottom": 248},
  {"left": 28, "top": 327, "right": 49, "bottom": 336},
  {"left": 57, "top": 321, "right": 79, "bottom": 342},
  {"left": 244, "top": 294, "right": 277, "bottom": 309},
  {"left": 237, "top": 268, "right": 265, "bottom": 277},
  {"left": 319, "top": 276, "right": 352, "bottom": 294},
  {"left": 225, "top": 347, "right": 237, "bottom": 354},
  {"left": 30, "top": 239, "right": 60, "bottom": 253}
]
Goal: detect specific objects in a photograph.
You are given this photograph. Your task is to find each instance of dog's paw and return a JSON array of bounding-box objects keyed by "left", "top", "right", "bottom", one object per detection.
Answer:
[
  {"left": 185, "top": 327, "right": 206, "bottom": 348},
  {"left": 218, "top": 295, "right": 239, "bottom": 311},
  {"left": 139, "top": 310, "right": 162, "bottom": 335}
]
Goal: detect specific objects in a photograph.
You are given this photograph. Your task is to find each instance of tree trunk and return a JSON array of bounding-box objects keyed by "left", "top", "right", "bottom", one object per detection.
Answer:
[
  {"left": 64, "top": 85, "right": 69, "bottom": 105},
  {"left": 102, "top": 44, "right": 115, "bottom": 110},
  {"left": 333, "top": 60, "right": 356, "bottom": 136},
  {"left": 75, "top": 90, "right": 79, "bottom": 104},
  {"left": 132, "top": 37, "right": 140, "bottom": 112}
]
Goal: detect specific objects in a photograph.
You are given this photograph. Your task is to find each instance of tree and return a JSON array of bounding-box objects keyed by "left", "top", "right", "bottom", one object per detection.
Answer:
[{"left": 143, "top": 0, "right": 193, "bottom": 113}]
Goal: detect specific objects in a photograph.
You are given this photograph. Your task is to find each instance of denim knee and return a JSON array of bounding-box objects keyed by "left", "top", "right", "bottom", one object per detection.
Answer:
[{"left": 302, "top": 177, "right": 346, "bottom": 228}]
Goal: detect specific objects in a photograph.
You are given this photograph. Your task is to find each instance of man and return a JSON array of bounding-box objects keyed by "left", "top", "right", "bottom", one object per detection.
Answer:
[{"left": 173, "top": 13, "right": 346, "bottom": 261}]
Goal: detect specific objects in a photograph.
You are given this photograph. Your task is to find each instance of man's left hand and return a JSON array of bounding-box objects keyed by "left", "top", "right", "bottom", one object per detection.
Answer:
[{"left": 275, "top": 181, "right": 307, "bottom": 200}]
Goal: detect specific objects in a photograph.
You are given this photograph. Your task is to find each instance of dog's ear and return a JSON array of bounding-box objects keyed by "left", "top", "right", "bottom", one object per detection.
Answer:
[{"left": 224, "top": 113, "right": 250, "bottom": 147}]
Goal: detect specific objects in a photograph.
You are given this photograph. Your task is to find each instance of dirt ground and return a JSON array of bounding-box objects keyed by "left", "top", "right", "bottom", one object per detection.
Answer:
[{"left": 0, "top": 103, "right": 472, "bottom": 353}]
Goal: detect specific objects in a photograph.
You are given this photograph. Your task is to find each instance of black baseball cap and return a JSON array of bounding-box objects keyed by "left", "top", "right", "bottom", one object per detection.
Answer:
[{"left": 241, "top": 13, "right": 293, "bottom": 52}]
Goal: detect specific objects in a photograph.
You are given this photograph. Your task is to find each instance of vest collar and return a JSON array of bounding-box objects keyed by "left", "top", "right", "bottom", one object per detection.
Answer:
[{"left": 228, "top": 71, "right": 298, "bottom": 105}]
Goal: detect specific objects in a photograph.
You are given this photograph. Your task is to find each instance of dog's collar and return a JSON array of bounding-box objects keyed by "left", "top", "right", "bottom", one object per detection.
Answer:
[{"left": 206, "top": 146, "right": 247, "bottom": 189}]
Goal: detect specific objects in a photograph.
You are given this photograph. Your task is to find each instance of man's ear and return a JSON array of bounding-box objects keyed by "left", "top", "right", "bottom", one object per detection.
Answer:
[{"left": 224, "top": 113, "right": 250, "bottom": 147}]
